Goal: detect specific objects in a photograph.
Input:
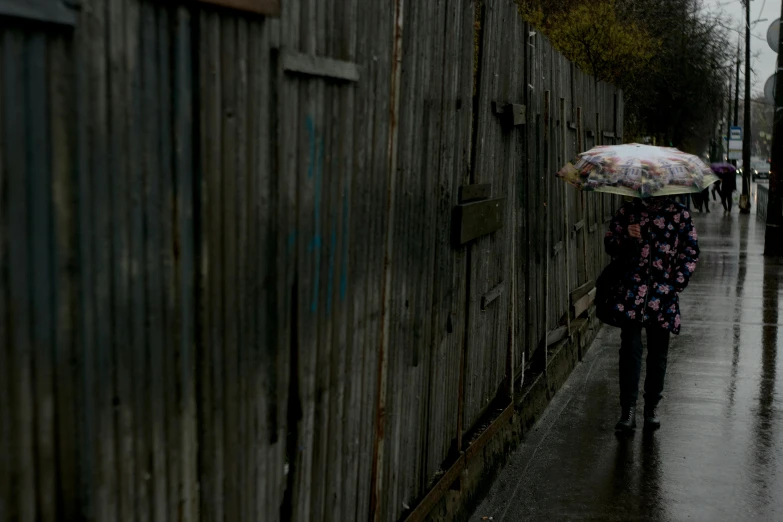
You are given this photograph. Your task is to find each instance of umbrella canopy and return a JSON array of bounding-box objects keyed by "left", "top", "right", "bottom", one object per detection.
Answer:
[
  {"left": 710, "top": 162, "right": 737, "bottom": 175},
  {"left": 557, "top": 143, "right": 719, "bottom": 198}
]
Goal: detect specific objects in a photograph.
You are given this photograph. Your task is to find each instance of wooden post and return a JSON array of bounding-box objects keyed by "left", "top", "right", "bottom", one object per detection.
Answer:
[
  {"left": 543, "top": 91, "right": 551, "bottom": 366},
  {"left": 560, "top": 97, "right": 571, "bottom": 332},
  {"left": 575, "top": 106, "right": 591, "bottom": 292},
  {"left": 370, "top": 0, "right": 405, "bottom": 519}
]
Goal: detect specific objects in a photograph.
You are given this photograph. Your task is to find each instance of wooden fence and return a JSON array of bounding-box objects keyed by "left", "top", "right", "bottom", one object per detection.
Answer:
[{"left": 0, "top": 0, "right": 622, "bottom": 521}]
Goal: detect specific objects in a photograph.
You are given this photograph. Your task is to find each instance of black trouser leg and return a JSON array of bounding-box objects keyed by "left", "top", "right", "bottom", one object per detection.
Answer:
[
  {"left": 620, "top": 325, "right": 644, "bottom": 408},
  {"left": 643, "top": 327, "right": 671, "bottom": 407}
]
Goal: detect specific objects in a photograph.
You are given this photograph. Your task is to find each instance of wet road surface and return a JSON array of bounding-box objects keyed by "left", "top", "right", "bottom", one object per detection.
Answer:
[{"left": 471, "top": 199, "right": 783, "bottom": 521}]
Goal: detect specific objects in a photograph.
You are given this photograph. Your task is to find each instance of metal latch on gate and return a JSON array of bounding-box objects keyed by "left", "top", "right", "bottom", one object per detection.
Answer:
[
  {"left": 491, "top": 102, "right": 526, "bottom": 126},
  {"left": 453, "top": 184, "right": 505, "bottom": 245}
]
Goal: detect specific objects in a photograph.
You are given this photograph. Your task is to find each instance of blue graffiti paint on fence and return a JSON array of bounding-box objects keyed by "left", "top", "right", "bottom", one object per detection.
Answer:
[
  {"left": 326, "top": 229, "right": 337, "bottom": 314},
  {"left": 304, "top": 115, "right": 349, "bottom": 314},
  {"left": 306, "top": 116, "right": 324, "bottom": 313},
  {"left": 339, "top": 185, "right": 349, "bottom": 301},
  {"left": 287, "top": 231, "right": 297, "bottom": 253}
]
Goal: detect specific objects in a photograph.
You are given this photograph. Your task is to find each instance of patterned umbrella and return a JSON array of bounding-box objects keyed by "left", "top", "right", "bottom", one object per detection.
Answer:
[{"left": 557, "top": 143, "right": 719, "bottom": 198}]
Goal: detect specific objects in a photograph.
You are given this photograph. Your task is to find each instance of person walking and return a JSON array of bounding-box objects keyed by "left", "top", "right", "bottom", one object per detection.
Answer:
[
  {"left": 692, "top": 190, "right": 704, "bottom": 212},
  {"left": 711, "top": 179, "right": 721, "bottom": 202},
  {"left": 701, "top": 188, "right": 710, "bottom": 212},
  {"left": 719, "top": 169, "right": 737, "bottom": 212},
  {"left": 604, "top": 197, "right": 700, "bottom": 433}
]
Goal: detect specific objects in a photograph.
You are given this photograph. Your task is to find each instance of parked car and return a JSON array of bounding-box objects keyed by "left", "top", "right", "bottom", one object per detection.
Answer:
[{"left": 752, "top": 160, "right": 770, "bottom": 181}]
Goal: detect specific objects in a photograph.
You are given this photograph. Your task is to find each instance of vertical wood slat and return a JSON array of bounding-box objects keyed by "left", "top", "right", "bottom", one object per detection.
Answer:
[
  {"left": 235, "top": 17, "right": 250, "bottom": 522},
  {"left": 198, "top": 10, "right": 221, "bottom": 522},
  {"left": 542, "top": 88, "right": 551, "bottom": 364},
  {"left": 353, "top": 1, "right": 392, "bottom": 521},
  {"left": 156, "top": 7, "right": 179, "bottom": 522},
  {"left": 108, "top": 0, "right": 134, "bottom": 519},
  {"left": 371, "top": 0, "right": 404, "bottom": 518},
  {"left": 173, "top": 8, "right": 198, "bottom": 520},
  {"left": 241, "top": 14, "right": 257, "bottom": 522},
  {"left": 0, "top": 33, "right": 8, "bottom": 522},
  {"left": 28, "top": 30, "right": 58, "bottom": 522},
  {"left": 251, "top": 14, "right": 268, "bottom": 522},
  {"left": 220, "top": 14, "right": 239, "bottom": 522},
  {"left": 49, "top": 31, "right": 81, "bottom": 522},
  {"left": 97, "top": 0, "right": 119, "bottom": 513},
  {"left": 3, "top": 28, "right": 37, "bottom": 522},
  {"left": 0, "top": 32, "right": 7, "bottom": 522}
]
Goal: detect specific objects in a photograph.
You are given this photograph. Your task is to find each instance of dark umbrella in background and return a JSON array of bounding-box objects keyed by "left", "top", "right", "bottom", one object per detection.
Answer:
[
  {"left": 710, "top": 163, "right": 737, "bottom": 202},
  {"left": 711, "top": 162, "right": 737, "bottom": 175},
  {"left": 711, "top": 162, "right": 738, "bottom": 210}
]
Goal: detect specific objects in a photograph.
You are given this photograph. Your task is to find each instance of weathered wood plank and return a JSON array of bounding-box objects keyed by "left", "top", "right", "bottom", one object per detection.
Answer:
[
  {"left": 357, "top": 0, "right": 393, "bottom": 520},
  {"left": 546, "top": 325, "right": 568, "bottom": 346},
  {"left": 0, "top": 32, "right": 11, "bottom": 521},
  {"left": 455, "top": 197, "right": 505, "bottom": 244},
  {"left": 201, "top": 10, "right": 225, "bottom": 521},
  {"left": 282, "top": 50, "right": 360, "bottom": 82},
  {"left": 481, "top": 282, "right": 505, "bottom": 311},
  {"left": 48, "top": 32, "right": 81, "bottom": 521},
  {"left": 459, "top": 183, "right": 491, "bottom": 203},
  {"left": 234, "top": 17, "right": 251, "bottom": 522},
  {"left": 572, "top": 287, "right": 597, "bottom": 319},
  {"left": 141, "top": 5, "right": 168, "bottom": 519},
  {"left": 173, "top": 8, "right": 198, "bottom": 520},
  {"left": 154, "top": 7, "right": 180, "bottom": 522},
  {"left": 106, "top": 0, "right": 135, "bottom": 518},
  {"left": 83, "top": 0, "right": 120, "bottom": 515},
  {"left": 310, "top": 0, "right": 335, "bottom": 515},
  {"left": 26, "top": 31, "right": 58, "bottom": 522},
  {"left": 220, "top": 14, "right": 240, "bottom": 522},
  {"left": 570, "top": 280, "right": 594, "bottom": 305},
  {"left": 3, "top": 29, "right": 37, "bottom": 522}
]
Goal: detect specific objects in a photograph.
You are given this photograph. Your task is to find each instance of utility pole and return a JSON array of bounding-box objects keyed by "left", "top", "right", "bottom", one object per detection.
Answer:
[
  {"left": 740, "top": 0, "right": 752, "bottom": 213},
  {"left": 764, "top": 11, "right": 783, "bottom": 255},
  {"left": 726, "top": 41, "right": 741, "bottom": 164},
  {"left": 733, "top": 39, "right": 741, "bottom": 166},
  {"left": 735, "top": 39, "right": 741, "bottom": 128}
]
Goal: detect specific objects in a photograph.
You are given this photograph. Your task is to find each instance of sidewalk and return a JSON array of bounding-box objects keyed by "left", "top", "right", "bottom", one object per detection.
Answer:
[{"left": 470, "top": 201, "right": 783, "bottom": 521}]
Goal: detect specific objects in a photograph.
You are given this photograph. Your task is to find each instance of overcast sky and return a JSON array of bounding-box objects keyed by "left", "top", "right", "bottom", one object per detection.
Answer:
[{"left": 703, "top": 0, "right": 780, "bottom": 95}]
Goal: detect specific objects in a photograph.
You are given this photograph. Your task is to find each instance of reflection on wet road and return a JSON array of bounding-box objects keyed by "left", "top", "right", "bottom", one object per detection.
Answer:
[{"left": 471, "top": 207, "right": 783, "bottom": 521}]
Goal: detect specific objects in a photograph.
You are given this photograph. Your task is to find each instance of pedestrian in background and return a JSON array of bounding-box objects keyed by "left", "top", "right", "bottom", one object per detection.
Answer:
[
  {"left": 693, "top": 188, "right": 711, "bottom": 213},
  {"left": 719, "top": 170, "right": 737, "bottom": 213},
  {"left": 604, "top": 197, "right": 700, "bottom": 433},
  {"left": 711, "top": 179, "right": 721, "bottom": 202}
]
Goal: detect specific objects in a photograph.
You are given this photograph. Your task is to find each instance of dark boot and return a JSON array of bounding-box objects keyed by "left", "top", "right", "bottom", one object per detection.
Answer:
[
  {"left": 615, "top": 406, "right": 636, "bottom": 433},
  {"left": 644, "top": 405, "right": 661, "bottom": 431}
]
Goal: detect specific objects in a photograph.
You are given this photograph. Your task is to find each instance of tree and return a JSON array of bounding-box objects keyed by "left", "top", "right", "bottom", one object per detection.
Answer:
[
  {"left": 519, "top": 0, "right": 734, "bottom": 152},
  {"left": 520, "top": 1, "right": 658, "bottom": 85}
]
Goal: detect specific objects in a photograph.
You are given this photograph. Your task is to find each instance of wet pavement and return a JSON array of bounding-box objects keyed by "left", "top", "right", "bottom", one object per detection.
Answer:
[{"left": 471, "top": 192, "right": 783, "bottom": 521}]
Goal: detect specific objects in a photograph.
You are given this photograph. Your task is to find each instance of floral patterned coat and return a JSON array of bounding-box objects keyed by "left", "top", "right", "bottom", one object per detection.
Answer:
[{"left": 604, "top": 198, "right": 700, "bottom": 334}]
